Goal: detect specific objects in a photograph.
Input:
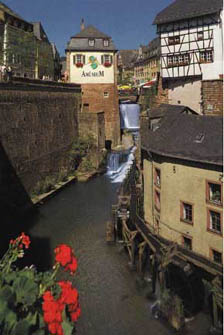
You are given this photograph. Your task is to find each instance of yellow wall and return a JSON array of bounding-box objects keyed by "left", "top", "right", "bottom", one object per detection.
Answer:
[{"left": 143, "top": 157, "right": 223, "bottom": 262}]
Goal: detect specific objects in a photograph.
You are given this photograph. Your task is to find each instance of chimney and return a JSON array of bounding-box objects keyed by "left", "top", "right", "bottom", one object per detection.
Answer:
[{"left": 81, "top": 18, "right": 85, "bottom": 31}]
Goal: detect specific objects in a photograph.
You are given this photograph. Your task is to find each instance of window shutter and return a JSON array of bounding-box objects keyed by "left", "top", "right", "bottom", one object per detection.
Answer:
[
  {"left": 101, "top": 55, "right": 104, "bottom": 64},
  {"left": 82, "top": 55, "right": 86, "bottom": 64},
  {"left": 110, "top": 55, "right": 113, "bottom": 64},
  {"left": 73, "top": 55, "right": 76, "bottom": 65}
]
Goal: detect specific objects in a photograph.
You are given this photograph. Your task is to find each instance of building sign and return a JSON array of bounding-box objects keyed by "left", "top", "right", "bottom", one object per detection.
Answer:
[
  {"left": 81, "top": 70, "right": 104, "bottom": 77},
  {"left": 89, "top": 56, "right": 99, "bottom": 69},
  {"left": 70, "top": 52, "right": 114, "bottom": 84}
]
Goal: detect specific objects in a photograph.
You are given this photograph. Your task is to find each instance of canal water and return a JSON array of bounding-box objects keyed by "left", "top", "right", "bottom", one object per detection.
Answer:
[
  {"left": 23, "top": 174, "right": 171, "bottom": 335},
  {"left": 21, "top": 173, "right": 210, "bottom": 335}
]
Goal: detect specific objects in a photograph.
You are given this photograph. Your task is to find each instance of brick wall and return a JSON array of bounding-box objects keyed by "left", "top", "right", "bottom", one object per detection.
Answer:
[
  {"left": 81, "top": 83, "right": 120, "bottom": 147},
  {"left": 202, "top": 79, "right": 223, "bottom": 115},
  {"left": 0, "top": 79, "right": 81, "bottom": 193}
]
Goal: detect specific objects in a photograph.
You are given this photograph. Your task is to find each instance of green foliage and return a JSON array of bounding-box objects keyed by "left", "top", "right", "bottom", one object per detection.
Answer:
[
  {"left": 69, "top": 134, "right": 96, "bottom": 172},
  {"left": 141, "top": 84, "right": 158, "bottom": 110},
  {"left": 32, "top": 175, "right": 56, "bottom": 196},
  {"left": 57, "top": 169, "right": 69, "bottom": 183},
  {"left": 79, "top": 158, "right": 94, "bottom": 172}
]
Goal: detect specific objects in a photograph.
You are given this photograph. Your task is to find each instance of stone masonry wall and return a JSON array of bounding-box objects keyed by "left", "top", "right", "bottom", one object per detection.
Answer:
[
  {"left": 202, "top": 79, "right": 223, "bottom": 115},
  {"left": 0, "top": 79, "right": 81, "bottom": 193},
  {"left": 78, "top": 111, "right": 105, "bottom": 150},
  {"left": 81, "top": 83, "right": 120, "bottom": 147}
]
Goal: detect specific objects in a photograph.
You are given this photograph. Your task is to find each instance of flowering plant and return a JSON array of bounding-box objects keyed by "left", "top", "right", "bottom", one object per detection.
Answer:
[
  {"left": 104, "top": 62, "right": 111, "bottom": 67},
  {"left": 0, "top": 234, "right": 81, "bottom": 335},
  {"left": 75, "top": 63, "right": 83, "bottom": 68}
]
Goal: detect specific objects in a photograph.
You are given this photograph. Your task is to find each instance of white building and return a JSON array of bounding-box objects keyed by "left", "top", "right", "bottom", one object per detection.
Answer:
[
  {"left": 65, "top": 20, "right": 120, "bottom": 147},
  {"left": 153, "top": 0, "right": 223, "bottom": 114}
]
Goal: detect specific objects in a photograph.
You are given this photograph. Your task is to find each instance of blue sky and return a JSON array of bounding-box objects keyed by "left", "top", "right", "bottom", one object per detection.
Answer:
[{"left": 2, "top": 0, "right": 170, "bottom": 56}]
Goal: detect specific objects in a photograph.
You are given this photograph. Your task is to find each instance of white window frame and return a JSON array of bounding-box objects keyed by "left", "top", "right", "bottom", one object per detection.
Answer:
[{"left": 88, "top": 39, "right": 95, "bottom": 47}]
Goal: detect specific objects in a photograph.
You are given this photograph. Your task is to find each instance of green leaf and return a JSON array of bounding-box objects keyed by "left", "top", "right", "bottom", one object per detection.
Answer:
[
  {"left": 62, "top": 309, "right": 74, "bottom": 335},
  {"left": 5, "top": 310, "right": 17, "bottom": 331},
  {"left": 4, "top": 271, "right": 17, "bottom": 285},
  {"left": 12, "top": 275, "right": 38, "bottom": 306},
  {"left": 26, "top": 311, "right": 37, "bottom": 326},
  {"left": 0, "top": 285, "right": 14, "bottom": 304},
  {"left": 0, "top": 299, "right": 9, "bottom": 323},
  {"left": 14, "top": 319, "right": 30, "bottom": 335},
  {"left": 62, "top": 319, "right": 74, "bottom": 335}
]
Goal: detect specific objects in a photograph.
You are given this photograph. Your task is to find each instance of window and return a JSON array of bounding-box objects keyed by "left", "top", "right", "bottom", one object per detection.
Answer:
[
  {"left": 184, "top": 53, "right": 190, "bottom": 64},
  {"left": 199, "top": 50, "right": 213, "bottom": 63},
  {"left": 88, "top": 39, "right": 95, "bottom": 46},
  {"left": 168, "top": 55, "right": 173, "bottom": 66},
  {"left": 168, "top": 35, "right": 180, "bottom": 45},
  {"left": 154, "top": 168, "right": 161, "bottom": 187},
  {"left": 103, "top": 39, "right": 109, "bottom": 47},
  {"left": 206, "top": 181, "right": 222, "bottom": 206},
  {"left": 182, "top": 236, "right": 192, "bottom": 250},
  {"left": 168, "top": 53, "right": 190, "bottom": 67},
  {"left": 73, "top": 54, "right": 85, "bottom": 66},
  {"left": 211, "top": 249, "right": 222, "bottom": 264},
  {"left": 197, "top": 31, "right": 204, "bottom": 41},
  {"left": 154, "top": 190, "right": 160, "bottom": 211},
  {"left": 102, "top": 54, "right": 113, "bottom": 66},
  {"left": 207, "top": 209, "right": 221, "bottom": 234},
  {"left": 104, "top": 91, "right": 109, "bottom": 98},
  {"left": 179, "top": 54, "right": 184, "bottom": 63},
  {"left": 181, "top": 202, "right": 193, "bottom": 224}
]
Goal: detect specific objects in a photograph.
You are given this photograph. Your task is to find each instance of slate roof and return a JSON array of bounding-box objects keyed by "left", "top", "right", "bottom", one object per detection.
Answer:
[
  {"left": 148, "top": 103, "right": 198, "bottom": 119},
  {"left": 141, "top": 113, "right": 223, "bottom": 166},
  {"left": 72, "top": 25, "right": 110, "bottom": 39},
  {"left": 66, "top": 25, "right": 117, "bottom": 51},
  {"left": 153, "top": 0, "right": 223, "bottom": 25}
]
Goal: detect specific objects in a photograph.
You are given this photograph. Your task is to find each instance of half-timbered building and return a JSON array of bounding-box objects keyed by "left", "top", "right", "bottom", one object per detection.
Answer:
[{"left": 153, "top": 0, "right": 223, "bottom": 115}]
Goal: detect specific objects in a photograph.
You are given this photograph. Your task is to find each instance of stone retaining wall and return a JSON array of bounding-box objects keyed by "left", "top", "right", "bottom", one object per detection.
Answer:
[{"left": 0, "top": 79, "right": 81, "bottom": 193}]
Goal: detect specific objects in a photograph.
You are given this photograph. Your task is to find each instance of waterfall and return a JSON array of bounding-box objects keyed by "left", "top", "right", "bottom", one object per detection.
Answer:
[
  {"left": 120, "top": 103, "right": 140, "bottom": 130},
  {"left": 106, "top": 147, "right": 136, "bottom": 183}
]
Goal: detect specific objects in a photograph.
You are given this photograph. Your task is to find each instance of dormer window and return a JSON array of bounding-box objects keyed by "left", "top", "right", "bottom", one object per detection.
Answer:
[
  {"left": 88, "top": 39, "right": 95, "bottom": 47},
  {"left": 103, "top": 39, "right": 109, "bottom": 47}
]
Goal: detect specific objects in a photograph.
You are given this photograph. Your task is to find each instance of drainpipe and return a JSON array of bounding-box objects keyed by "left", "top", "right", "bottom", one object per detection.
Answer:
[
  {"left": 3, "top": 22, "right": 8, "bottom": 65},
  {"left": 147, "top": 150, "right": 155, "bottom": 228}
]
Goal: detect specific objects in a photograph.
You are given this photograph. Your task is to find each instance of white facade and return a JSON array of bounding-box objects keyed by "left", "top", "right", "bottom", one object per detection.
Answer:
[
  {"left": 69, "top": 51, "right": 115, "bottom": 84},
  {"left": 160, "top": 11, "right": 223, "bottom": 80}
]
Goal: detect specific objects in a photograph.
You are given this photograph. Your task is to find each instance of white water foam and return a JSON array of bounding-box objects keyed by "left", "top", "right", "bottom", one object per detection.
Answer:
[{"left": 106, "top": 147, "right": 136, "bottom": 183}]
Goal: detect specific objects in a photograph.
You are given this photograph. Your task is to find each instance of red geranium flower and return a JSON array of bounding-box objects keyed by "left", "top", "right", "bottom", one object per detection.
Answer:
[
  {"left": 70, "top": 307, "right": 81, "bottom": 322},
  {"left": 20, "top": 232, "right": 31, "bottom": 249},
  {"left": 54, "top": 244, "right": 72, "bottom": 267},
  {"left": 48, "top": 321, "right": 63, "bottom": 335},
  {"left": 65, "top": 256, "right": 77, "bottom": 274}
]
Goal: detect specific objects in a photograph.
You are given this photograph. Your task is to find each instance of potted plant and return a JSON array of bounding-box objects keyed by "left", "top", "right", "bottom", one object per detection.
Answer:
[
  {"left": 76, "top": 63, "right": 83, "bottom": 68},
  {"left": 104, "top": 62, "right": 111, "bottom": 68},
  {"left": 0, "top": 233, "right": 81, "bottom": 335}
]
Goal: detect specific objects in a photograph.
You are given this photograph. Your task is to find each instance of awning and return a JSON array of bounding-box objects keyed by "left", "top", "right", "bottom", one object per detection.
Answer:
[{"left": 142, "top": 79, "right": 157, "bottom": 88}]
